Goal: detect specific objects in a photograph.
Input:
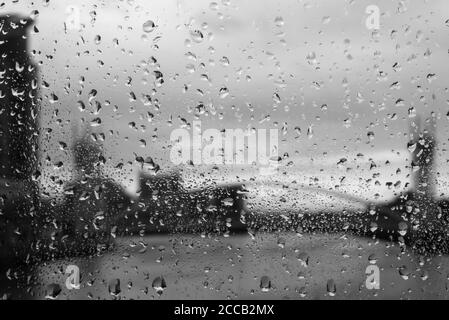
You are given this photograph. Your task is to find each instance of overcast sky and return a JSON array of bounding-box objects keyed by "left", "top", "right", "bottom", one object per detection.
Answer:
[{"left": 3, "top": 0, "right": 449, "bottom": 203}]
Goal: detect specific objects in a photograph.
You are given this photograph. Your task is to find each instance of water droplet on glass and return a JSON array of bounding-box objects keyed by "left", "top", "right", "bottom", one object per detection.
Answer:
[
  {"left": 108, "top": 279, "right": 121, "bottom": 296},
  {"left": 368, "top": 254, "right": 377, "bottom": 264},
  {"left": 219, "top": 87, "right": 229, "bottom": 99},
  {"left": 190, "top": 30, "right": 204, "bottom": 43},
  {"left": 260, "top": 276, "right": 271, "bottom": 292},
  {"left": 399, "top": 266, "right": 410, "bottom": 280},
  {"left": 152, "top": 276, "right": 167, "bottom": 295},
  {"left": 398, "top": 222, "right": 408, "bottom": 236},
  {"left": 143, "top": 20, "right": 156, "bottom": 33},
  {"left": 297, "top": 252, "right": 309, "bottom": 267},
  {"left": 274, "top": 16, "right": 284, "bottom": 27},
  {"left": 326, "top": 279, "right": 337, "bottom": 296},
  {"left": 45, "top": 283, "right": 61, "bottom": 300}
]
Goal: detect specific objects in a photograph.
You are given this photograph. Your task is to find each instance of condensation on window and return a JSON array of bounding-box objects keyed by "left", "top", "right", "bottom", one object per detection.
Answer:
[{"left": 0, "top": 0, "right": 449, "bottom": 300}]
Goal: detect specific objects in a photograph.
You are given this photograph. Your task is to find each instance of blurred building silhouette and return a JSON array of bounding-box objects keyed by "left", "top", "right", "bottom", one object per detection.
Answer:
[
  {"left": 49, "top": 132, "right": 131, "bottom": 257},
  {"left": 132, "top": 168, "right": 246, "bottom": 234}
]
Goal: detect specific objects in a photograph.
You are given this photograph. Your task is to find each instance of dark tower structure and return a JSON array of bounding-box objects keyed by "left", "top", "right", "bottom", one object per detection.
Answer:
[
  {"left": 409, "top": 116, "right": 436, "bottom": 200},
  {"left": 0, "top": 14, "right": 39, "bottom": 180},
  {"left": 0, "top": 14, "right": 39, "bottom": 270}
]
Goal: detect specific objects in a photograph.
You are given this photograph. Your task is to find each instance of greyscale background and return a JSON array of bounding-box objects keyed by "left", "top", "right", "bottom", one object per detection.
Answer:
[
  {"left": 1, "top": 0, "right": 449, "bottom": 299},
  {"left": 5, "top": 0, "right": 449, "bottom": 197},
  {"left": 8, "top": 0, "right": 449, "bottom": 199}
]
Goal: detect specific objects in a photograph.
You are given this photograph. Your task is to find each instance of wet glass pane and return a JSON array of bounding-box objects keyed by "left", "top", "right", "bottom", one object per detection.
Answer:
[{"left": 0, "top": 0, "right": 449, "bottom": 300}]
